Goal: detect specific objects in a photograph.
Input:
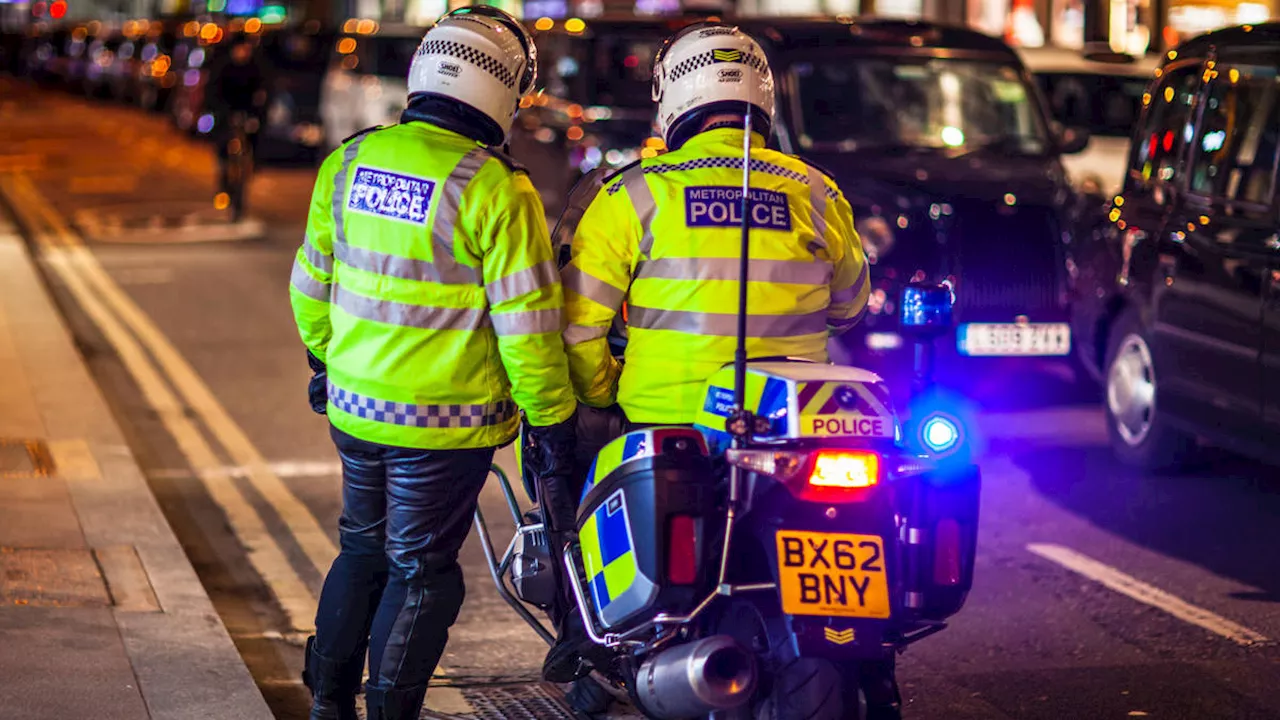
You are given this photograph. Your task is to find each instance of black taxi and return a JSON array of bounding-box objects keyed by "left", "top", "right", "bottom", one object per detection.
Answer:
[
  {"left": 1071, "top": 23, "right": 1280, "bottom": 470},
  {"left": 742, "top": 19, "right": 1089, "bottom": 380},
  {"left": 521, "top": 17, "right": 1093, "bottom": 385}
]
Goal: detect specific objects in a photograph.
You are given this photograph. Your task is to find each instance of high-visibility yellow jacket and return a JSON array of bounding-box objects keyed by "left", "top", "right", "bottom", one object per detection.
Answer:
[
  {"left": 561, "top": 128, "right": 870, "bottom": 424},
  {"left": 290, "top": 121, "right": 576, "bottom": 449}
]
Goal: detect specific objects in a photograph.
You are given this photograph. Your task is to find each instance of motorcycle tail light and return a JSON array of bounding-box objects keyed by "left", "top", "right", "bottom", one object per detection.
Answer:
[
  {"left": 725, "top": 448, "right": 880, "bottom": 504},
  {"left": 666, "top": 515, "right": 697, "bottom": 585},
  {"left": 933, "top": 518, "right": 962, "bottom": 586},
  {"left": 808, "top": 450, "right": 879, "bottom": 489}
]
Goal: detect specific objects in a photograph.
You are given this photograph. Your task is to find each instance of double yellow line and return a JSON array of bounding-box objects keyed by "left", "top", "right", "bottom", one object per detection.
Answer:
[{"left": 0, "top": 172, "right": 334, "bottom": 632}]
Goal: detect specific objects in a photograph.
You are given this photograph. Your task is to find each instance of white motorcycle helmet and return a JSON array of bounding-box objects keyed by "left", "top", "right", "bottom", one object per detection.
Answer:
[
  {"left": 406, "top": 5, "right": 537, "bottom": 146},
  {"left": 652, "top": 23, "right": 775, "bottom": 150}
]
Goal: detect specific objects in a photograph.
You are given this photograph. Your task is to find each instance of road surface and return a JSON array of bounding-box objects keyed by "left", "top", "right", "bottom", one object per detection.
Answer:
[{"left": 2, "top": 79, "right": 1279, "bottom": 720}]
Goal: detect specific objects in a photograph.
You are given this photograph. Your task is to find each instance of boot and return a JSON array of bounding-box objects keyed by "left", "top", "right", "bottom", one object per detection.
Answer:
[
  {"left": 364, "top": 685, "right": 429, "bottom": 720},
  {"left": 542, "top": 611, "right": 592, "bottom": 683},
  {"left": 302, "top": 636, "right": 362, "bottom": 720},
  {"left": 861, "top": 658, "right": 903, "bottom": 720}
]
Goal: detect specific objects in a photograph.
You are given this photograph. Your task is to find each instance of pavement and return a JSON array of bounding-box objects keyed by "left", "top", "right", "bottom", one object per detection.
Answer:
[
  {"left": 0, "top": 192, "right": 272, "bottom": 717},
  {"left": 3, "top": 77, "right": 1280, "bottom": 720}
]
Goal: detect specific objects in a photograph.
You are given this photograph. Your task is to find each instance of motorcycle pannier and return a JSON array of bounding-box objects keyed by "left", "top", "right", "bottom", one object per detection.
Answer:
[{"left": 576, "top": 427, "right": 720, "bottom": 630}]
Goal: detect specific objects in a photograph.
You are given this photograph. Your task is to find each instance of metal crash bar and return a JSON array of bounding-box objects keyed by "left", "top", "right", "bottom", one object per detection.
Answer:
[{"left": 473, "top": 464, "right": 555, "bottom": 646}]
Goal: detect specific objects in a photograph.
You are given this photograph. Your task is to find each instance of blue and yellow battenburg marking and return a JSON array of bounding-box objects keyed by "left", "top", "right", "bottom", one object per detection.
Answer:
[
  {"left": 579, "top": 488, "right": 638, "bottom": 621},
  {"left": 693, "top": 361, "right": 897, "bottom": 446},
  {"left": 578, "top": 428, "right": 704, "bottom": 627}
]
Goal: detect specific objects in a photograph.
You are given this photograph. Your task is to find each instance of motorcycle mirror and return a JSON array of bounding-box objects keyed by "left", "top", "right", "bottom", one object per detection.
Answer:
[{"left": 899, "top": 282, "right": 954, "bottom": 340}]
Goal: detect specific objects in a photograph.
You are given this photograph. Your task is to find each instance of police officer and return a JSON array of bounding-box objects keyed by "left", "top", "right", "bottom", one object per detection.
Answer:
[
  {"left": 543, "top": 22, "right": 871, "bottom": 681},
  {"left": 289, "top": 7, "right": 576, "bottom": 719}
]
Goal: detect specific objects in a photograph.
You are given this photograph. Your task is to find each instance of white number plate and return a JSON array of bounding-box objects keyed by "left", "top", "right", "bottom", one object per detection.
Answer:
[{"left": 957, "top": 323, "right": 1071, "bottom": 357}]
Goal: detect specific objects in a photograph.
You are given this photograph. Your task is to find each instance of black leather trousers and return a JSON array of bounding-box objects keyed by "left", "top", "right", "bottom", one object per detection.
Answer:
[{"left": 312, "top": 426, "right": 494, "bottom": 720}]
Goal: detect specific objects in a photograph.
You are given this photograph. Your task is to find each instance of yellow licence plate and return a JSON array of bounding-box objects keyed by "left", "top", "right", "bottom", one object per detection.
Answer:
[{"left": 776, "top": 530, "right": 891, "bottom": 619}]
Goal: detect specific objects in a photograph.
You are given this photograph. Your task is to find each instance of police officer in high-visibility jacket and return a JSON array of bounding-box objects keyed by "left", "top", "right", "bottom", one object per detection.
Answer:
[
  {"left": 544, "top": 22, "right": 871, "bottom": 681},
  {"left": 560, "top": 23, "right": 869, "bottom": 425},
  {"left": 288, "top": 8, "right": 576, "bottom": 720}
]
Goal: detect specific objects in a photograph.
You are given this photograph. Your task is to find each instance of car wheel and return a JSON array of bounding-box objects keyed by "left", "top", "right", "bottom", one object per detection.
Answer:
[{"left": 1104, "top": 308, "right": 1194, "bottom": 471}]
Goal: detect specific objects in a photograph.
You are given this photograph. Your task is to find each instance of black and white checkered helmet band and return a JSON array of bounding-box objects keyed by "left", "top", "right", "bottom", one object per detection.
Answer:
[
  {"left": 667, "top": 49, "right": 768, "bottom": 83},
  {"left": 418, "top": 38, "right": 517, "bottom": 89}
]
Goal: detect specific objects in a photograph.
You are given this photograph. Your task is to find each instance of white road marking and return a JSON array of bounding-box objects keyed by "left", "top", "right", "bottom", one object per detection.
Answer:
[
  {"left": 2, "top": 173, "right": 328, "bottom": 631},
  {"left": 148, "top": 460, "right": 344, "bottom": 480},
  {"left": 38, "top": 180, "right": 338, "bottom": 578},
  {"left": 1026, "top": 543, "right": 1270, "bottom": 647}
]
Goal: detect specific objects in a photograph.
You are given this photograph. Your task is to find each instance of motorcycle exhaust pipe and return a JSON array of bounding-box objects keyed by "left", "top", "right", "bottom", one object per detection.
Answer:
[{"left": 634, "top": 635, "right": 757, "bottom": 719}]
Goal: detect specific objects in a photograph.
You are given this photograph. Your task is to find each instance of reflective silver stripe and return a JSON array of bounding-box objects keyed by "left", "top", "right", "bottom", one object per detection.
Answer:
[
  {"left": 492, "top": 308, "right": 562, "bottom": 336},
  {"left": 486, "top": 259, "right": 559, "bottom": 305},
  {"left": 430, "top": 148, "right": 490, "bottom": 284},
  {"left": 333, "top": 285, "right": 489, "bottom": 331},
  {"left": 290, "top": 260, "right": 331, "bottom": 302},
  {"left": 333, "top": 242, "right": 482, "bottom": 285},
  {"left": 806, "top": 165, "right": 829, "bottom": 253},
  {"left": 328, "top": 381, "right": 515, "bottom": 428},
  {"left": 829, "top": 302, "right": 869, "bottom": 330},
  {"left": 830, "top": 263, "right": 869, "bottom": 305},
  {"left": 563, "top": 323, "right": 608, "bottom": 346},
  {"left": 331, "top": 134, "right": 368, "bottom": 249},
  {"left": 561, "top": 264, "right": 627, "bottom": 309},
  {"left": 636, "top": 257, "right": 832, "bottom": 286},
  {"left": 303, "top": 236, "right": 334, "bottom": 274},
  {"left": 622, "top": 165, "right": 658, "bottom": 258},
  {"left": 628, "top": 306, "right": 828, "bottom": 338}
]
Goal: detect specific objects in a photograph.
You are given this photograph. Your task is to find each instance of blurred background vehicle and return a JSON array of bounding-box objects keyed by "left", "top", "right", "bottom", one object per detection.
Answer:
[
  {"left": 517, "top": 17, "right": 1093, "bottom": 396},
  {"left": 131, "top": 21, "right": 181, "bottom": 111},
  {"left": 82, "top": 27, "right": 125, "bottom": 97},
  {"left": 517, "top": 16, "right": 692, "bottom": 215},
  {"left": 256, "top": 21, "right": 331, "bottom": 163},
  {"left": 166, "top": 19, "right": 230, "bottom": 134},
  {"left": 1071, "top": 22, "right": 1280, "bottom": 471},
  {"left": 748, "top": 19, "right": 1090, "bottom": 392},
  {"left": 1022, "top": 43, "right": 1160, "bottom": 197},
  {"left": 318, "top": 20, "right": 416, "bottom": 151}
]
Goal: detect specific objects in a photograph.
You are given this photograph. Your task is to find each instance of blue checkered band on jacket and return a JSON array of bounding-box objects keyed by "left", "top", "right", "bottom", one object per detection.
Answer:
[
  {"left": 606, "top": 157, "right": 840, "bottom": 200},
  {"left": 328, "top": 381, "right": 516, "bottom": 428}
]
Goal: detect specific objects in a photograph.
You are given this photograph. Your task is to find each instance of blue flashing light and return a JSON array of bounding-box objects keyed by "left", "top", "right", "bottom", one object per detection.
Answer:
[
  {"left": 900, "top": 284, "right": 953, "bottom": 329},
  {"left": 922, "top": 415, "right": 960, "bottom": 454}
]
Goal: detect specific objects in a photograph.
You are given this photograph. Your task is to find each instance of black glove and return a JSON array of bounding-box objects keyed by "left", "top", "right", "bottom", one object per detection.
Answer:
[
  {"left": 523, "top": 414, "right": 578, "bottom": 534},
  {"left": 306, "top": 351, "right": 327, "bottom": 415}
]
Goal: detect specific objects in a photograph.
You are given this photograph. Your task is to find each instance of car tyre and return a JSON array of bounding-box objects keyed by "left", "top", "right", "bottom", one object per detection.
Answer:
[
  {"left": 1103, "top": 308, "right": 1194, "bottom": 471},
  {"left": 755, "top": 658, "right": 843, "bottom": 720}
]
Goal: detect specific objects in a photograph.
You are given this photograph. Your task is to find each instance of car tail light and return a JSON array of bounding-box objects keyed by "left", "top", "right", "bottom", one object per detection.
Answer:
[
  {"left": 725, "top": 448, "right": 881, "bottom": 503},
  {"left": 933, "top": 519, "right": 962, "bottom": 586},
  {"left": 667, "top": 515, "right": 697, "bottom": 585}
]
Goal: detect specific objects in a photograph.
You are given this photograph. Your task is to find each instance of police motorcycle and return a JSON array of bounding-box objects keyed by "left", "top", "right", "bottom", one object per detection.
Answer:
[{"left": 473, "top": 121, "right": 982, "bottom": 719}]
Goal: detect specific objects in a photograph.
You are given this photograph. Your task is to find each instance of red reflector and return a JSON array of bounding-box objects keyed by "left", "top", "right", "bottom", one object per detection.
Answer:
[
  {"left": 808, "top": 450, "right": 879, "bottom": 489},
  {"left": 933, "top": 519, "right": 962, "bottom": 586},
  {"left": 667, "top": 515, "right": 697, "bottom": 585}
]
